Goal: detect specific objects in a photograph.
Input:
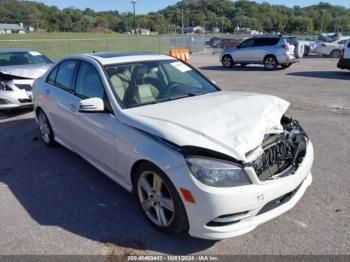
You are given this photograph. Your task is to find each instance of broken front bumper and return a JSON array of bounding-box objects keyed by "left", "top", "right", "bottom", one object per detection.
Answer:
[{"left": 168, "top": 142, "right": 314, "bottom": 240}]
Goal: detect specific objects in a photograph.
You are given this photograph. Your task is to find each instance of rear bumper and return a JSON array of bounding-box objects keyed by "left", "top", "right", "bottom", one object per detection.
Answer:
[
  {"left": 278, "top": 55, "right": 299, "bottom": 64},
  {"left": 337, "top": 58, "right": 350, "bottom": 70}
]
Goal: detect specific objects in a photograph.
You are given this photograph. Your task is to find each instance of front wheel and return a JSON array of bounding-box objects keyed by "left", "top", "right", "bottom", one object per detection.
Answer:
[
  {"left": 264, "top": 56, "right": 278, "bottom": 70},
  {"left": 135, "top": 162, "right": 188, "bottom": 235},
  {"left": 222, "top": 55, "right": 234, "bottom": 68},
  {"left": 38, "top": 110, "right": 55, "bottom": 146}
]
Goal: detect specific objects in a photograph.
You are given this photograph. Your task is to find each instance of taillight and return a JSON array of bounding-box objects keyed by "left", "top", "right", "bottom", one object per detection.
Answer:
[
  {"left": 320, "top": 43, "right": 327, "bottom": 47},
  {"left": 281, "top": 44, "right": 290, "bottom": 50}
]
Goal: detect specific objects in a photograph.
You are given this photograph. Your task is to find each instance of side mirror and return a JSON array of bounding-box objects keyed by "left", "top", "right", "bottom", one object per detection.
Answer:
[{"left": 79, "top": 97, "right": 105, "bottom": 113}]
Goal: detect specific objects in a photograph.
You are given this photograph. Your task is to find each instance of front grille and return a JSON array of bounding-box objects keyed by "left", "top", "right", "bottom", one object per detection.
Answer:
[
  {"left": 18, "top": 98, "right": 32, "bottom": 103},
  {"left": 15, "top": 84, "right": 32, "bottom": 91},
  {"left": 253, "top": 135, "right": 295, "bottom": 181},
  {"left": 257, "top": 181, "right": 303, "bottom": 216}
]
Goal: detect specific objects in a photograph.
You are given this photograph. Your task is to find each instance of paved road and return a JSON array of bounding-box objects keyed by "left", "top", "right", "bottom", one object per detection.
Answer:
[{"left": 0, "top": 57, "right": 349, "bottom": 255}]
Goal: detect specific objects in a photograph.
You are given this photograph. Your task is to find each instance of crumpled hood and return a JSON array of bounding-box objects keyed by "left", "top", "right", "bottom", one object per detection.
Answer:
[
  {"left": 0, "top": 64, "right": 52, "bottom": 79},
  {"left": 121, "top": 91, "right": 290, "bottom": 162}
]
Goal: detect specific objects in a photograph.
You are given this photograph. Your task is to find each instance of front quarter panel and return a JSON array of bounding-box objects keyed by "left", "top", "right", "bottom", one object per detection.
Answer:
[{"left": 113, "top": 120, "right": 187, "bottom": 191}]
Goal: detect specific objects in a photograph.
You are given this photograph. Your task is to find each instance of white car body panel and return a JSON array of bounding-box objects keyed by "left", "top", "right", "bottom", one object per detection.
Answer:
[
  {"left": 122, "top": 91, "right": 289, "bottom": 162},
  {"left": 33, "top": 53, "right": 313, "bottom": 240}
]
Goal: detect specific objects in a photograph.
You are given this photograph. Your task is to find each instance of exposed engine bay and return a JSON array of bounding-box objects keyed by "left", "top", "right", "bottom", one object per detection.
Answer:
[{"left": 253, "top": 116, "right": 308, "bottom": 181}]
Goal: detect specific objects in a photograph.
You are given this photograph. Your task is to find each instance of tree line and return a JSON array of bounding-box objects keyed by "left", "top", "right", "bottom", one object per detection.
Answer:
[{"left": 0, "top": 0, "right": 349, "bottom": 33}]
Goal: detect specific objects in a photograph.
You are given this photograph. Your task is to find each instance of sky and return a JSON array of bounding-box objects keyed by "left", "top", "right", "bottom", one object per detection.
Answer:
[{"left": 33, "top": 0, "right": 350, "bottom": 13}]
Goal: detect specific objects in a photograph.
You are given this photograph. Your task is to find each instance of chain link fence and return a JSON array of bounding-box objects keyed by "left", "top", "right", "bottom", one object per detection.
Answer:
[
  {"left": 0, "top": 35, "right": 213, "bottom": 60},
  {"left": 0, "top": 33, "right": 324, "bottom": 60}
]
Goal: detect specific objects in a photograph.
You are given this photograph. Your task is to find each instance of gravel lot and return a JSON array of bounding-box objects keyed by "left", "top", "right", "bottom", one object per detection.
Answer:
[{"left": 0, "top": 56, "right": 349, "bottom": 256}]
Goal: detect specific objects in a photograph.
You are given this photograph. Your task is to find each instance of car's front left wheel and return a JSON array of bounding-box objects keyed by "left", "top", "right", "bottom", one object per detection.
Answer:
[
  {"left": 38, "top": 110, "right": 55, "bottom": 146},
  {"left": 222, "top": 55, "right": 234, "bottom": 68},
  {"left": 135, "top": 162, "right": 188, "bottom": 235}
]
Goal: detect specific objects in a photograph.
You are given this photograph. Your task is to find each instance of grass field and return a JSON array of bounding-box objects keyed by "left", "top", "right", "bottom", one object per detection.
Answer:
[{"left": 0, "top": 33, "right": 183, "bottom": 60}]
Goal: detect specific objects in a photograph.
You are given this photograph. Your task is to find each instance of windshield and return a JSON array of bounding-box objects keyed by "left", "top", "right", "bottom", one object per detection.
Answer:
[
  {"left": 105, "top": 60, "right": 219, "bottom": 108},
  {"left": 0, "top": 51, "right": 52, "bottom": 67}
]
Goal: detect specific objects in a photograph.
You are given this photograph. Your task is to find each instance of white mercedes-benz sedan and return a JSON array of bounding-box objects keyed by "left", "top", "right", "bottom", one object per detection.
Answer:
[{"left": 33, "top": 52, "right": 313, "bottom": 240}]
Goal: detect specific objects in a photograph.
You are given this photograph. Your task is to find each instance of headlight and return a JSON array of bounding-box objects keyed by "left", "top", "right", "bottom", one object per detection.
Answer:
[{"left": 186, "top": 157, "right": 251, "bottom": 187}]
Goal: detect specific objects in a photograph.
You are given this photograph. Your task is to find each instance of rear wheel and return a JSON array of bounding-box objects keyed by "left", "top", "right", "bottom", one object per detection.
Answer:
[
  {"left": 222, "top": 55, "right": 234, "bottom": 68},
  {"left": 263, "top": 56, "right": 278, "bottom": 70},
  {"left": 330, "top": 49, "right": 341, "bottom": 58},
  {"left": 135, "top": 162, "right": 188, "bottom": 235},
  {"left": 38, "top": 110, "right": 55, "bottom": 146}
]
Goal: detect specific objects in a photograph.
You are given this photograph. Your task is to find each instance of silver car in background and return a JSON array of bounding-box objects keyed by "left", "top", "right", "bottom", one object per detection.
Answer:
[
  {"left": 0, "top": 48, "right": 53, "bottom": 110},
  {"left": 220, "top": 35, "right": 300, "bottom": 70}
]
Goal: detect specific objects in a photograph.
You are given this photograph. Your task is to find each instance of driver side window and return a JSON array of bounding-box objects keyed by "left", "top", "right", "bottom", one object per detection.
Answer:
[
  {"left": 239, "top": 39, "right": 254, "bottom": 48},
  {"left": 75, "top": 62, "right": 105, "bottom": 99}
]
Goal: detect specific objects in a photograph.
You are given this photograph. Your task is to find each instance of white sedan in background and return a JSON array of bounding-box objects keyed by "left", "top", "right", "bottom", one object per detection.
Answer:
[
  {"left": 0, "top": 48, "right": 52, "bottom": 110},
  {"left": 315, "top": 38, "right": 349, "bottom": 58},
  {"left": 33, "top": 52, "right": 313, "bottom": 240}
]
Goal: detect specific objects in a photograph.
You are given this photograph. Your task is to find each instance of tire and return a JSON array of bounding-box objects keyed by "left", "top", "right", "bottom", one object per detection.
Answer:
[
  {"left": 263, "top": 55, "right": 278, "bottom": 70},
  {"left": 222, "top": 55, "right": 234, "bottom": 68},
  {"left": 37, "top": 109, "right": 55, "bottom": 146},
  {"left": 281, "top": 63, "right": 292, "bottom": 69},
  {"left": 134, "top": 162, "right": 188, "bottom": 235},
  {"left": 303, "top": 46, "right": 310, "bottom": 57},
  {"left": 330, "top": 49, "right": 341, "bottom": 58},
  {"left": 295, "top": 43, "right": 305, "bottom": 59}
]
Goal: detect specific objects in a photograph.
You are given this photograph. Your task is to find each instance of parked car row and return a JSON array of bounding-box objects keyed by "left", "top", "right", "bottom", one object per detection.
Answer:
[{"left": 219, "top": 35, "right": 350, "bottom": 71}]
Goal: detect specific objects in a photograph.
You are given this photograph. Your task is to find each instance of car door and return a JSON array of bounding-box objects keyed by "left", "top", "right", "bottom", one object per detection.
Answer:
[
  {"left": 232, "top": 39, "right": 254, "bottom": 62},
  {"left": 68, "top": 61, "right": 119, "bottom": 176},
  {"left": 247, "top": 38, "right": 266, "bottom": 62},
  {"left": 42, "top": 60, "right": 79, "bottom": 146}
]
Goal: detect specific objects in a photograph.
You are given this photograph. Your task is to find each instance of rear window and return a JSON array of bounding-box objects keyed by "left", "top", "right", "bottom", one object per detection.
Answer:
[
  {"left": 254, "top": 38, "right": 280, "bottom": 47},
  {"left": 285, "top": 37, "right": 298, "bottom": 45}
]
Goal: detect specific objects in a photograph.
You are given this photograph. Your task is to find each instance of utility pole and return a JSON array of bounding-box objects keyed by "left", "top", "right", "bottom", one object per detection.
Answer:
[
  {"left": 320, "top": 9, "right": 326, "bottom": 32},
  {"left": 181, "top": 9, "right": 184, "bottom": 34},
  {"left": 131, "top": 0, "right": 137, "bottom": 34},
  {"left": 221, "top": 17, "right": 224, "bottom": 34}
]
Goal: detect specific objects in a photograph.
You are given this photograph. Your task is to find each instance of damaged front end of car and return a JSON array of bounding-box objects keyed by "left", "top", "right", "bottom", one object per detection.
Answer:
[
  {"left": 0, "top": 72, "right": 34, "bottom": 109},
  {"left": 251, "top": 116, "right": 308, "bottom": 181}
]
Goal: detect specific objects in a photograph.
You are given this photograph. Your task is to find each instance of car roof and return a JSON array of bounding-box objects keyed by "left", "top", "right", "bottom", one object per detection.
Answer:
[
  {"left": 0, "top": 48, "right": 34, "bottom": 53},
  {"left": 84, "top": 52, "right": 176, "bottom": 65}
]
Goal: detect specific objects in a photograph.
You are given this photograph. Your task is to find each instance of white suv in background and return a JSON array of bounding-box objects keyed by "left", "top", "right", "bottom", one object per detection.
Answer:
[
  {"left": 338, "top": 39, "right": 350, "bottom": 70},
  {"left": 220, "top": 35, "right": 300, "bottom": 70}
]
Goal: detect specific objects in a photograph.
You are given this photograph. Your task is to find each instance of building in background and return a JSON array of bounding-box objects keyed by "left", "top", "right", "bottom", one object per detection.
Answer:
[{"left": 0, "top": 23, "right": 26, "bottom": 34}]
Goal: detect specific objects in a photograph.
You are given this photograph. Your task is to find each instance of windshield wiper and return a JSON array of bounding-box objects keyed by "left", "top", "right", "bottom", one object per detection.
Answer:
[{"left": 166, "top": 92, "right": 206, "bottom": 101}]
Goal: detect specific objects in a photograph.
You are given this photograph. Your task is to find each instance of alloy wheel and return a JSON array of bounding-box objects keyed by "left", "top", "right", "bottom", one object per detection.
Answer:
[
  {"left": 38, "top": 112, "right": 51, "bottom": 144},
  {"left": 265, "top": 57, "right": 277, "bottom": 70},
  {"left": 137, "top": 171, "right": 175, "bottom": 227},
  {"left": 222, "top": 56, "right": 233, "bottom": 68}
]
